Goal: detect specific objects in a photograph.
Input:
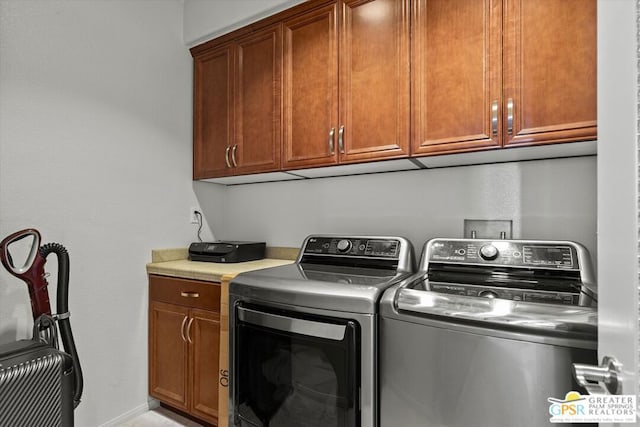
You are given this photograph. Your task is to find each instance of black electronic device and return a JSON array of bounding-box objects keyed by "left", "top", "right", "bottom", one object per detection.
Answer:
[{"left": 188, "top": 241, "right": 266, "bottom": 263}]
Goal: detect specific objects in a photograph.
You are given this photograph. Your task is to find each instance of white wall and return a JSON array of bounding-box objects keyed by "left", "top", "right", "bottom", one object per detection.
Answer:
[
  {"left": 0, "top": 1, "right": 212, "bottom": 425},
  {"left": 596, "top": 0, "right": 639, "bottom": 409},
  {"left": 211, "top": 157, "right": 597, "bottom": 264},
  {"left": 183, "top": 0, "right": 306, "bottom": 46}
]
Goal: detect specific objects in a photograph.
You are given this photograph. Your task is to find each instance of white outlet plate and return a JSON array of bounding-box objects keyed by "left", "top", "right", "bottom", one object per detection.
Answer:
[{"left": 190, "top": 207, "right": 200, "bottom": 224}]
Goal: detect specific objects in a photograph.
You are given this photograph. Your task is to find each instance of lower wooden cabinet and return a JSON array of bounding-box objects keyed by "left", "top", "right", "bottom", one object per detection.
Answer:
[
  {"left": 149, "top": 275, "right": 221, "bottom": 425},
  {"left": 189, "top": 308, "right": 221, "bottom": 423}
]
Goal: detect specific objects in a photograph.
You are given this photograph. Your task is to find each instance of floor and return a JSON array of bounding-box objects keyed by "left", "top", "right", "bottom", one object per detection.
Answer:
[{"left": 118, "top": 407, "right": 205, "bottom": 427}]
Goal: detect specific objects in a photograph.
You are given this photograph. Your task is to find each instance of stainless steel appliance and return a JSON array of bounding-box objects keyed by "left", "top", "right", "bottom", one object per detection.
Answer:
[
  {"left": 229, "top": 235, "right": 414, "bottom": 427},
  {"left": 380, "top": 238, "right": 598, "bottom": 427}
]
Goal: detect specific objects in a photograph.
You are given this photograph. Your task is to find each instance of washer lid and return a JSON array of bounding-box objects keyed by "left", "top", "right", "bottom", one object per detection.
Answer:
[
  {"left": 230, "top": 263, "right": 411, "bottom": 314},
  {"left": 393, "top": 286, "right": 597, "bottom": 340}
]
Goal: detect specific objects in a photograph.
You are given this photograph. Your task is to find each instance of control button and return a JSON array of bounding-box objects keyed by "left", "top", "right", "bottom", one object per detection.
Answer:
[
  {"left": 455, "top": 249, "right": 466, "bottom": 255},
  {"left": 336, "top": 239, "right": 352, "bottom": 253},
  {"left": 479, "top": 290, "right": 499, "bottom": 299},
  {"left": 513, "top": 251, "right": 522, "bottom": 258},
  {"left": 359, "top": 244, "right": 366, "bottom": 251},
  {"left": 479, "top": 244, "right": 499, "bottom": 260}
]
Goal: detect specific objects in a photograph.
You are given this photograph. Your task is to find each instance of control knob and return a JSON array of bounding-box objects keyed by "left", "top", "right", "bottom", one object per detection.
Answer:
[
  {"left": 479, "top": 290, "right": 499, "bottom": 299},
  {"left": 336, "top": 239, "right": 352, "bottom": 253},
  {"left": 479, "top": 244, "right": 499, "bottom": 260}
]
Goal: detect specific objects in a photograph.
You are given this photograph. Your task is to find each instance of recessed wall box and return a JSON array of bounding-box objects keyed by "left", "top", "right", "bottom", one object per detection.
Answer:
[{"left": 463, "top": 219, "right": 513, "bottom": 239}]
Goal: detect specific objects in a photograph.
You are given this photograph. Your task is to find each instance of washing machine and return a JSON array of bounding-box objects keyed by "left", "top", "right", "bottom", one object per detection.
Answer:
[{"left": 379, "top": 238, "right": 598, "bottom": 427}]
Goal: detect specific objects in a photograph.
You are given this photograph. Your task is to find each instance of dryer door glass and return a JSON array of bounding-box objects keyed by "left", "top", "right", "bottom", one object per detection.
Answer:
[{"left": 234, "top": 305, "right": 360, "bottom": 427}]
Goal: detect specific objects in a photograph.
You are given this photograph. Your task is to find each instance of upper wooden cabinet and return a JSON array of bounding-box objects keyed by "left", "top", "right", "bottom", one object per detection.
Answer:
[
  {"left": 234, "top": 25, "right": 283, "bottom": 174},
  {"left": 503, "top": 0, "right": 597, "bottom": 147},
  {"left": 412, "top": 0, "right": 596, "bottom": 156},
  {"left": 412, "top": 0, "right": 500, "bottom": 155},
  {"left": 193, "top": 43, "right": 234, "bottom": 179},
  {"left": 192, "top": 24, "right": 282, "bottom": 179},
  {"left": 282, "top": 0, "right": 410, "bottom": 169},
  {"left": 192, "top": 0, "right": 596, "bottom": 179},
  {"left": 282, "top": 4, "right": 338, "bottom": 168}
]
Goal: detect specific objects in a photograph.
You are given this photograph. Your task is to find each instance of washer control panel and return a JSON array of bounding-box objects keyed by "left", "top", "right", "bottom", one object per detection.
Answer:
[
  {"left": 428, "top": 239, "right": 578, "bottom": 269},
  {"left": 303, "top": 237, "right": 400, "bottom": 258}
]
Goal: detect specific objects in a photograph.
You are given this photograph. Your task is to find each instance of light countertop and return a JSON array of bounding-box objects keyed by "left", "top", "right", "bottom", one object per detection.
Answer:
[{"left": 146, "top": 247, "right": 297, "bottom": 283}]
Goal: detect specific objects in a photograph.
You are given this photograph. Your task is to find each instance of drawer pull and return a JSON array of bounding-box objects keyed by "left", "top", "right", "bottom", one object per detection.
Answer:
[{"left": 181, "top": 291, "right": 200, "bottom": 298}]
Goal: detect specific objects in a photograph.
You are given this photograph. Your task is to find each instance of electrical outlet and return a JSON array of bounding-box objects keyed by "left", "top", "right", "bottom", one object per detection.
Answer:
[{"left": 190, "top": 207, "right": 200, "bottom": 224}]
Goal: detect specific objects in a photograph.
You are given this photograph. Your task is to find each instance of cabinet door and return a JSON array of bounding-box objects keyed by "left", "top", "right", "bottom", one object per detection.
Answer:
[
  {"left": 193, "top": 44, "right": 234, "bottom": 179},
  {"left": 503, "top": 0, "right": 596, "bottom": 146},
  {"left": 283, "top": 3, "right": 339, "bottom": 169},
  {"left": 412, "top": 0, "right": 501, "bottom": 155},
  {"left": 149, "top": 301, "right": 189, "bottom": 411},
  {"left": 339, "top": 0, "right": 410, "bottom": 163},
  {"left": 234, "top": 24, "right": 283, "bottom": 175},
  {"left": 189, "top": 308, "right": 221, "bottom": 425}
]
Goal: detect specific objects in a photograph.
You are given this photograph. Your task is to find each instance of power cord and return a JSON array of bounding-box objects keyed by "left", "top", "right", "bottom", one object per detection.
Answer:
[{"left": 194, "top": 210, "right": 203, "bottom": 242}]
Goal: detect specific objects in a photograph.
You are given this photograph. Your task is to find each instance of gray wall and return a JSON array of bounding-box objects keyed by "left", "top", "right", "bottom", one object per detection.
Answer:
[
  {"left": 0, "top": 2, "right": 205, "bottom": 425},
  {"left": 183, "top": 0, "right": 306, "bottom": 46},
  {"left": 596, "top": 0, "right": 639, "bottom": 404},
  {"left": 202, "top": 157, "right": 597, "bottom": 265}
]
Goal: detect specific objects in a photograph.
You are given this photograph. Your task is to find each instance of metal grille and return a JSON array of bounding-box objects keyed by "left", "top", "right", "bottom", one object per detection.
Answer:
[{"left": 0, "top": 352, "right": 64, "bottom": 427}]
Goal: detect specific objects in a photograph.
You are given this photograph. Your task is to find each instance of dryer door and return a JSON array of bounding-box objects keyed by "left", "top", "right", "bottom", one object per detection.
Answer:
[{"left": 233, "top": 304, "right": 360, "bottom": 427}]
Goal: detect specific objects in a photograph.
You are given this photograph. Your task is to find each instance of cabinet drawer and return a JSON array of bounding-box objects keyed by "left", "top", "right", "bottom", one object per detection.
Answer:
[{"left": 149, "top": 275, "right": 220, "bottom": 312}]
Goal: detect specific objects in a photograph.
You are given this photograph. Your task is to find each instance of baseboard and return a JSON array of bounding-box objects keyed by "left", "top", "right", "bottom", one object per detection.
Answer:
[{"left": 99, "top": 398, "right": 159, "bottom": 427}]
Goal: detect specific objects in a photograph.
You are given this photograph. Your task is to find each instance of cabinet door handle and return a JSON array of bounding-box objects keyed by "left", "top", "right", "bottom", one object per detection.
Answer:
[
  {"left": 231, "top": 144, "right": 238, "bottom": 167},
  {"left": 338, "top": 126, "right": 345, "bottom": 154},
  {"left": 186, "top": 317, "right": 194, "bottom": 344},
  {"left": 328, "top": 128, "right": 335, "bottom": 154},
  {"left": 181, "top": 291, "right": 200, "bottom": 298},
  {"left": 180, "top": 315, "right": 188, "bottom": 342},
  {"left": 507, "top": 98, "right": 514, "bottom": 135},
  {"left": 224, "top": 146, "right": 231, "bottom": 168},
  {"left": 491, "top": 100, "right": 499, "bottom": 137}
]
